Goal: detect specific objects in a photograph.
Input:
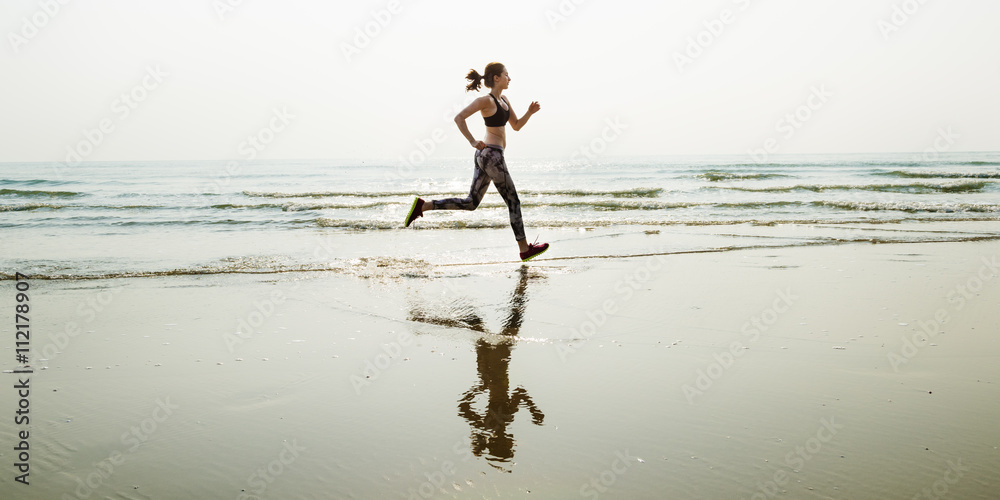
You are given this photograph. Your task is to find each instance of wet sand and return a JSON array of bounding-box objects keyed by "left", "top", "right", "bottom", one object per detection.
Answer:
[{"left": 2, "top": 238, "right": 999, "bottom": 499}]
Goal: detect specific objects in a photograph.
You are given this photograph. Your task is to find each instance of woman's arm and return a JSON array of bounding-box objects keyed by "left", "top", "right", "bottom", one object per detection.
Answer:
[
  {"left": 507, "top": 98, "right": 541, "bottom": 131},
  {"left": 454, "top": 97, "right": 488, "bottom": 149}
]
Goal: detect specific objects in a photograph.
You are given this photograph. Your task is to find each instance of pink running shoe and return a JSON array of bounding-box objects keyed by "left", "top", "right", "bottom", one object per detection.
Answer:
[
  {"left": 519, "top": 242, "right": 549, "bottom": 262},
  {"left": 404, "top": 197, "right": 424, "bottom": 227}
]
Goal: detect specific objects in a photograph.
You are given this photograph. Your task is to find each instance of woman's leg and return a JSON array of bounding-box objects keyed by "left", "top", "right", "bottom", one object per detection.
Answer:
[
  {"left": 478, "top": 147, "right": 527, "bottom": 245},
  {"left": 431, "top": 151, "right": 492, "bottom": 211}
]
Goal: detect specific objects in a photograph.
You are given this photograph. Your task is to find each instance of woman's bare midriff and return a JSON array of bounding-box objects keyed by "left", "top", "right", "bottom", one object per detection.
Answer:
[{"left": 485, "top": 126, "right": 506, "bottom": 149}]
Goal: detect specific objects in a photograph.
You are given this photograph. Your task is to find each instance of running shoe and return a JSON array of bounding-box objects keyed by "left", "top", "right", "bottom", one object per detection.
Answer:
[
  {"left": 519, "top": 242, "right": 549, "bottom": 262},
  {"left": 404, "top": 197, "right": 424, "bottom": 227}
]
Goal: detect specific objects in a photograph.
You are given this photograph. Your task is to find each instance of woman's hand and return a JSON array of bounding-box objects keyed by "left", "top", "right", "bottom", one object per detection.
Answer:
[
  {"left": 527, "top": 101, "right": 541, "bottom": 114},
  {"left": 472, "top": 140, "right": 486, "bottom": 150}
]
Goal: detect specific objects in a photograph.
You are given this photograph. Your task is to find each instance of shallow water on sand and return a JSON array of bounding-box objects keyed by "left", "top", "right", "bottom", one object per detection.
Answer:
[{"left": 3, "top": 241, "right": 999, "bottom": 498}]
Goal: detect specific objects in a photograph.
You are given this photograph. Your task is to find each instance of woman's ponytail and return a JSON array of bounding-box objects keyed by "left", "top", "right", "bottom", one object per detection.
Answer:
[{"left": 465, "top": 69, "right": 483, "bottom": 92}]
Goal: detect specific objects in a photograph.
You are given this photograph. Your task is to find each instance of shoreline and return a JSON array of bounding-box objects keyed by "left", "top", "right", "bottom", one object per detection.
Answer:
[{"left": 3, "top": 218, "right": 1000, "bottom": 283}]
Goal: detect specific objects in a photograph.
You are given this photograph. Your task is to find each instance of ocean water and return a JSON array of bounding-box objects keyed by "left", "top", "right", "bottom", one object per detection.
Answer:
[{"left": 2, "top": 152, "right": 999, "bottom": 280}]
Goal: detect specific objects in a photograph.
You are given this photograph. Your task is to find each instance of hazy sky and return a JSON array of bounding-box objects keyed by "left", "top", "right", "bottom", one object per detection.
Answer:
[{"left": 2, "top": 0, "right": 998, "bottom": 163}]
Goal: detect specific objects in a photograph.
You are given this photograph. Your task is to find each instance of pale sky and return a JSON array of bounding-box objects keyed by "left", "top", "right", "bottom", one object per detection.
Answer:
[{"left": 2, "top": 0, "right": 998, "bottom": 163}]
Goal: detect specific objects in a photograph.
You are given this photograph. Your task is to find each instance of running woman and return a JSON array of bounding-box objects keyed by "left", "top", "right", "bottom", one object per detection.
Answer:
[{"left": 404, "top": 62, "right": 549, "bottom": 262}]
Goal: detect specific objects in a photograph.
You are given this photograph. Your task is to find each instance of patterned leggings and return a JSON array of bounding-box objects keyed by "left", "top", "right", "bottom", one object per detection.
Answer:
[{"left": 432, "top": 145, "right": 526, "bottom": 241}]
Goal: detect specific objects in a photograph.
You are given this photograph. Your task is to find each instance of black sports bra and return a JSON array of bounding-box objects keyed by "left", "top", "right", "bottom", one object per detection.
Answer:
[{"left": 483, "top": 94, "right": 509, "bottom": 127}]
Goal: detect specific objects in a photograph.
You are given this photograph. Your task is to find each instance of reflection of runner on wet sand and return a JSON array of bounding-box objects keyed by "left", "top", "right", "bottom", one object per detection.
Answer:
[
  {"left": 407, "top": 266, "right": 545, "bottom": 472},
  {"left": 458, "top": 266, "right": 544, "bottom": 472}
]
